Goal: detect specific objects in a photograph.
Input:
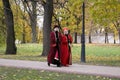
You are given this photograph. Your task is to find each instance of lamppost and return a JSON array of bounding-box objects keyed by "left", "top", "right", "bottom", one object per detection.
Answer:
[{"left": 81, "top": 2, "right": 86, "bottom": 62}]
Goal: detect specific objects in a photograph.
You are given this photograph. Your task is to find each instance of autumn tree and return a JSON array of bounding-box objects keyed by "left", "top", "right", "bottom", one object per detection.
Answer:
[
  {"left": 12, "top": 0, "right": 32, "bottom": 43},
  {"left": 68, "top": 0, "right": 83, "bottom": 43},
  {"left": 41, "top": 0, "right": 53, "bottom": 56},
  {"left": 90, "top": 0, "right": 120, "bottom": 44},
  {"left": 0, "top": 1, "right": 6, "bottom": 45},
  {"left": 53, "top": 0, "right": 83, "bottom": 43},
  {"left": 21, "top": 0, "right": 38, "bottom": 43},
  {"left": 2, "top": 0, "right": 17, "bottom": 54}
]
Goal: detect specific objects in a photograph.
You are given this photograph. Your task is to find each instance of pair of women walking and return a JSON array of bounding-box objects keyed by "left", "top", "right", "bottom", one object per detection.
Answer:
[{"left": 47, "top": 25, "right": 72, "bottom": 67}]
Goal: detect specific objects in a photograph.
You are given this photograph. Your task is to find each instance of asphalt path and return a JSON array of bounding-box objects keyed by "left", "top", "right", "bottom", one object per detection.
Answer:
[{"left": 0, "top": 59, "right": 120, "bottom": 79}]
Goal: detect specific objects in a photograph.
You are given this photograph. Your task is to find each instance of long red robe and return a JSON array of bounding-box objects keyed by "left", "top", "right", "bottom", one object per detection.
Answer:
[
  {"left": 61, "top": 34, "right": 73, "bottom": 66},
  {"left": 68, "top": 35, "right": 73, "bottom": 65},
  {"left": 47, "top": 31, "right": 62, "bottom": 64}
]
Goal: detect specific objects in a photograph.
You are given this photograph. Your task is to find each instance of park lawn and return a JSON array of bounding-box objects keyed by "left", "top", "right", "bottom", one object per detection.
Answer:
[
  {"left": 0, "top": 66, "right": 119, "bottom": 80},
  {"left": 0, "top": 43, "right": 120, "bottom": 66},
  {"left": 72, "top": 44, "right": 120, "bottom": 66}
]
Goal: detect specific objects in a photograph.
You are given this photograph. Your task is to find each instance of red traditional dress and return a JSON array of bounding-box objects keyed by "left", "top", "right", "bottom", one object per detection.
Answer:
[
  {"left": 67, "top": 34, "right": 73, "bottom": 65},
  {"left": 61, "top": 34, "right": 73, "bottom": 66},
  {"left": 47, "top": 31, "right": 62, "bottom": 66}
]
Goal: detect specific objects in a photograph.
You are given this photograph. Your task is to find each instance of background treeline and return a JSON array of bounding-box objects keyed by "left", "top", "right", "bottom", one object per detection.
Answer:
[{"left": 0, "top": 0, "right": 120, "bottom": 55}]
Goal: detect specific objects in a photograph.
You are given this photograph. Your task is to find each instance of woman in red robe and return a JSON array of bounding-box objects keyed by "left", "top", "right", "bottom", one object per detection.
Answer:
[
  {"left": 61, "top": 27, "right": 73, "bottom": 66},
  {"left": 47, "top": 25, "right": 62, "bottom": 67}
]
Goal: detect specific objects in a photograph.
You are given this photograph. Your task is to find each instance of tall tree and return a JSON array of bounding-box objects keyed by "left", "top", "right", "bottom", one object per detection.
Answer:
[
  {"left": 21, "top": 0, "right": 37, "bottom": 43},
  {"left": 67, "top": 0, "right": 83, "bottom": 43},
  {"left": 41, "top": 0, "right": 53, "bottom": 56},
  {"left": 30, "top": 1, "right": 37, "bottom": 43},
  {"left": 13, "top": 0, "right": 33, "bottom": 43},
  {"left": 2, "top": 0, "right": 17, "bottom": 54}
]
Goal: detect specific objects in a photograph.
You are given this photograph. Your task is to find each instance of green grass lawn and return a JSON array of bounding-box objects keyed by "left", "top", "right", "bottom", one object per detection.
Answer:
[
  {"left": 0, "top": 66, "right": 119, "bottom": 80},
  {"left": 72, "top": 44, "right": 120, "bottom": 66},
  {"left": 0, "top": 43, "right": 120, "bottom": 66},
  {"left": 0, "top": 43, "right": 120, "bottom": 80}
]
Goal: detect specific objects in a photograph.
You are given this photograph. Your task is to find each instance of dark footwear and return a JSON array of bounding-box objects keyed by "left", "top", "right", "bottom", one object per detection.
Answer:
[
  {"left": 57, "top": 64, "right": 61, "bottom": 67},
  {"left": 48, "top": 63, "right": 50, "bottom": 66}
]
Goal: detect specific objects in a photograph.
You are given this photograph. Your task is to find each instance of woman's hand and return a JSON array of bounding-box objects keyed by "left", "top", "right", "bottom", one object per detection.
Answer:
[{"left": 52, "top": 44, "right": 56, "bottom": 47}]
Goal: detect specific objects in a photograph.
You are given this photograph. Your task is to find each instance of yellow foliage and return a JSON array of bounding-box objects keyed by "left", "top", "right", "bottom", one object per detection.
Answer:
[{"left": 109, "top": 23, "right": 118, "bottom": 39}]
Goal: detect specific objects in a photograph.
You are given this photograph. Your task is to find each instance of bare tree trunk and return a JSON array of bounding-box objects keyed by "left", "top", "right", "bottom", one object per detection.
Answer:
[
  {"left": 105, "top": 33, "right": 109, "bottom": 43},
  {"left": 105, "top": 27, "right": 109, "bottom": 44},
  {"left": 88, "top": 34, "right": 92, "bottom": 43},
  {"left": 41, "top": 0, "right": 53, "bottom": 56},
  {"left": 22, "top": 25, "right": 26, "bottom": 43},
  {"left": 21, "top": 0, "right": 37, "bottom": 43},
  {"left": 74, "top": 32, "right": 77, "bottom": 43},
  {"left": 21, "top": 6, "right": 26, "bottom": 43},
  {"left": 88, "top": 21, "right": 93, "bottom": 43},
  {"left": 31, "top": 1, "right": 37, "bottom": 43},
  {"left": 2, "top": 0, "right": 17, "bottom": 54},
  {"left": 113, "top": 33, "right": 116, "bottom": 44}
]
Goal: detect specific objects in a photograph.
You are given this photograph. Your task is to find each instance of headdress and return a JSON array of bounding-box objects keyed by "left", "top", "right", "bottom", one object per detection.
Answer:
[
  {"left": 53, "top": 25, "right": 59, "bottom": 29},
  {"left": 63, "top": 27, "right": 68, "bottom": 31}
]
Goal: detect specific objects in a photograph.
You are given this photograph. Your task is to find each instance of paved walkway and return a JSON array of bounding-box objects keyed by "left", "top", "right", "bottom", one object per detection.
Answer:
[{"left": 0, "top": 59, "right": 120, "bottom": 79}]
